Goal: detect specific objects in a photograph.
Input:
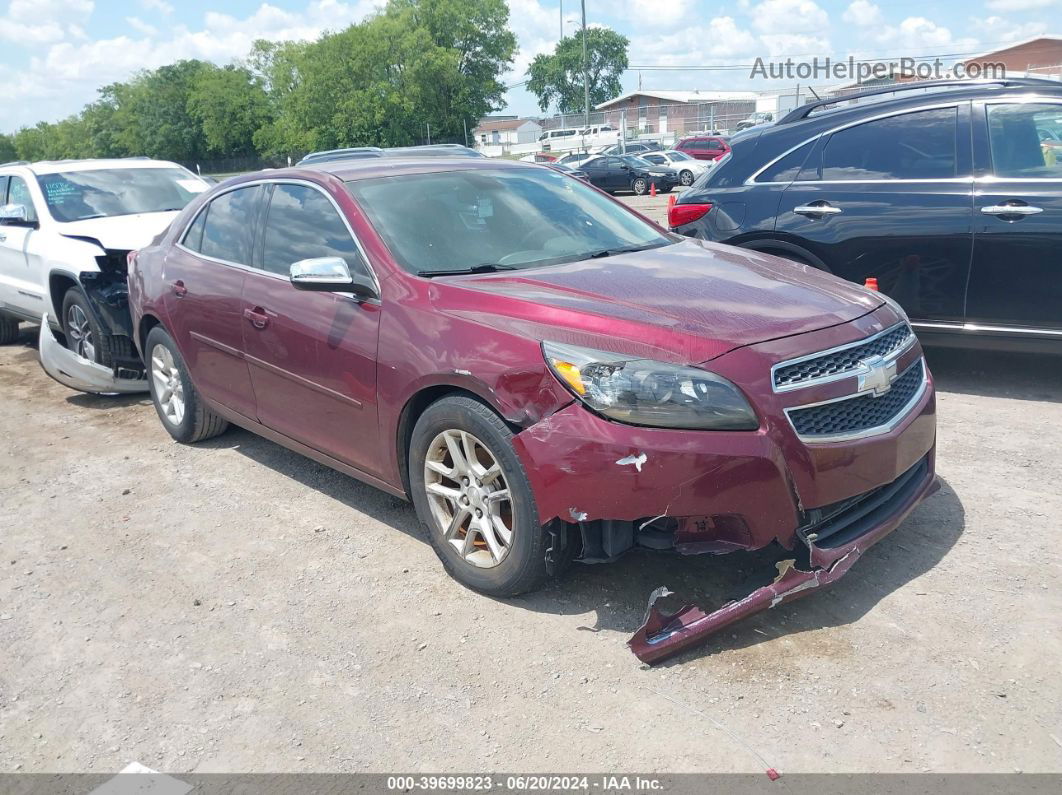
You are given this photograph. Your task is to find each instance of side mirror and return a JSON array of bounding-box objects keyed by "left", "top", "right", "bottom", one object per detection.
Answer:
[
  {"left": 0, "top": 203, "right": 34, "bottom": 227},
  {"left": 289, "top": 256, "right": 378, "bottom": 300}
]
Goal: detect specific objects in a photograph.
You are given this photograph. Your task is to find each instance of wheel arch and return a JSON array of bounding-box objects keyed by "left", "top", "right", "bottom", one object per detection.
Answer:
[
  {"left": 47, "top": 271, "right": 81, "bottom": 324},
  {"left": 737, "top": 238, "right": 832, "bottom": 272},
  {"left": 137, "top": 313, "right": 163, "bottom": 359}
]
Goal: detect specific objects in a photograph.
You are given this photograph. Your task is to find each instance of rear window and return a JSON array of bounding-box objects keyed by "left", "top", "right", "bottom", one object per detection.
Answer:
[
  {"left": 756, "top": 141, "right": 816, "bottom": 183},
  {"left": 820, "top": 107, "right": 957, "bottom": 180},
  {"left": 187, "top": 185, "right": 262, "bottom": 265}
]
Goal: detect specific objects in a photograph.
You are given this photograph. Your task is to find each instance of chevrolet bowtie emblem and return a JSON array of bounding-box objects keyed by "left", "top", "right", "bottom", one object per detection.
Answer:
[{"left": 858, "top": 354, "right": 898, "bottom": 397}]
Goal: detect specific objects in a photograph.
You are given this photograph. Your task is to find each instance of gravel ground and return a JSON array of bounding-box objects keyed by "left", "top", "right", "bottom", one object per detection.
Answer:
[{"left": 1, "top": 261, "right": 1060, "bottom": 775}]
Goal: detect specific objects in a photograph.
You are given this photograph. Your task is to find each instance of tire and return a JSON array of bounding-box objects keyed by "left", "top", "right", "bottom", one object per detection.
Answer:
[
  {"left": 62, "top": 288, "right": 113, "bottom": 367},
  {"left": 632, "top": 178, "right": 648, "bottom": 195},
  {"left": 0, "top": 313, "right": 18, "bottom": 344},
  {"left": 679, "top": 170, "right": 694, "bottom": 186},
  {"left": 145, "top": 326, "right": 228, "bottom": 443},
  {"left": 409, "top": 395, "right": 556, "bottom": 596}
]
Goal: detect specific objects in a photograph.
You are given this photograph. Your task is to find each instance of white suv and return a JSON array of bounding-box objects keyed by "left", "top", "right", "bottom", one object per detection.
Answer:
[{"left": 0, "top": 158, "right": 210, "bottom": 390}]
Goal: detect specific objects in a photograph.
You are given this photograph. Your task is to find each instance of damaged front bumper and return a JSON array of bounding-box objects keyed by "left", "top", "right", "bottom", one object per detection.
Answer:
[
  {"left": 38, "top": 314, "right": 149, "bottom": 395},
  {"left": 627, "top": 454, "right": 939, "bottom": 664}
]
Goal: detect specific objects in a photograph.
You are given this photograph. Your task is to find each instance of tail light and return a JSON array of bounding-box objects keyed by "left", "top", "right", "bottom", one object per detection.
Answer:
[{"left": 668, "top": 202, "right": 713, "bottom": 228}]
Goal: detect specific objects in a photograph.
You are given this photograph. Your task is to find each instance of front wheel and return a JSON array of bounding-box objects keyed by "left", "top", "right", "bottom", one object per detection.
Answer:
[
  {"left": 409, "top": 395, "right": 556, "bottom": 596},
  {"left": 679, "top": 170, "right": 694, "bottom": 186},
  {"left": 145, "top": 326, "right": 229, "bottom": 443},
  {"left": 632, "top": 178, "right": 648, "bottom": 195},
  {"left": 62, "top": 288, "right": 112, "bottom": 366}
]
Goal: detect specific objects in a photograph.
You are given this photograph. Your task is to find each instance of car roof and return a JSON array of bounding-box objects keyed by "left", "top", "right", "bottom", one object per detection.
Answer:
[
  {"left": 0, "top": 157, "right": 186, "bottom": 176},
  {"left": 259, "top": 156, "right": 543, "bottom": 183}
]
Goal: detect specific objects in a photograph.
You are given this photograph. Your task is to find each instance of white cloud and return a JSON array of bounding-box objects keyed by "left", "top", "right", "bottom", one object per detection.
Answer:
[
  {"left": 750, "top": 0, "right": 829, "bottom": 35},
  {"left": 970, "top": 15, "right": 1047, "bottom": 43},
  {"left": 842, "top": 1, "right": 884, "bottom": 27},
  {"left": 0, "top": 0, "right": 92, "bottom": 44},
  {"left": 141, "top": 0, "right": 174, "bottom": 14},
  {"left": 984, "top": 0, "right": 1058, "bottom": 10},
  {"left": 620, "top": 0, "right": 696, "bottom": 28},
  {"left": 875, "top": 17, "right": 976, "bottom": 50},
  {"left": 0, "top": 19, "right": 65, "bottom": 43},
  {"left": 125, "top": 17, "right": 158, "bottom": 37},
  {"left": 759, "top": 33, "right": 831, "bottom": 57}
]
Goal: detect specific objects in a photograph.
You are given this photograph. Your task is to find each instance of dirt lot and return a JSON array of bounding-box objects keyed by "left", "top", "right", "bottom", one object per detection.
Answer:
[{"left": 1, "top": 257, "right": 1061, "bottom": 774}]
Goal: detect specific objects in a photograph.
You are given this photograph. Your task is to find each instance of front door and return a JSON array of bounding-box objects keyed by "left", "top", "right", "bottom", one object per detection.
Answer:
[
  {"left": 774, "top": 105, "right": 975, "bottom": 324},
  {"left": 0, "top": 176, "right": 46, "bottom": 316},
  {"left": 241, "top": 181, "right": 382, "bottom": 477},
  {"left": 163, "top": 185, "right": 260, "bottom": 418},
  {"left": 966, "top": 100, "right": 1062, "bottom": 330}
]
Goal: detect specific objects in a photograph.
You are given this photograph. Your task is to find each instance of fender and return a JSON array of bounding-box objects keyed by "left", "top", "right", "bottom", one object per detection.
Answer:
[{"left": 734, "top": 236, "right": 832, "bottom": 272}]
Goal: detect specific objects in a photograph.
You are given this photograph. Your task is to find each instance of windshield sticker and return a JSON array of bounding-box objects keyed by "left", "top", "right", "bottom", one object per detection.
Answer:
[{"left": 177, "top": 179, "right": 209, "bottom": 193}]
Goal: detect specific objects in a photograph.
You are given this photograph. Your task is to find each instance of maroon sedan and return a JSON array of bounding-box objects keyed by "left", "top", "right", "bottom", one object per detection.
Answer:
[{"left": 127, "top": 157, "right": 937, "bottom": 663}]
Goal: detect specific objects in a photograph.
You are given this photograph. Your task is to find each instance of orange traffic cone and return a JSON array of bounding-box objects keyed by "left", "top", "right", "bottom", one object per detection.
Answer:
[
  {"left": 650, "top": 182, "right": 657, "bottom": 197},
  {"left": 668, "top": 194, "right": 676, "bottom": 210},
  {"left": 864, "top": 277, "right": 879, "bottom": 291}
]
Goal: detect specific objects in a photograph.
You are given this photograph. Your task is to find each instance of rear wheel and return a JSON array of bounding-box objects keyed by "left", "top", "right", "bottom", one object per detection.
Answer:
[
  {"left": 0, "top": 313, "right": 18, "bottom": 344},
  {"left": 409, "top": 395, "right": 556, "bottom": 596},
  {"left": 145, "top": 326, "right": 228, "bottom": 443},
  {"left": 632, "top": 177, "right": 648, "bottom": 195}
]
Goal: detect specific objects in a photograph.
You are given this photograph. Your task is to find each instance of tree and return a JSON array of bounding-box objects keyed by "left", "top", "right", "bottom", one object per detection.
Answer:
[
  {"left": 114, "top": 60, "right": 214, "bottom": 162},
  {"left": 0, "top": 134, "right": 15, "bottom": 163},
  {"left": 527, "top": 28, "right": 629, "bottom": 114},
  {"left": 188, "top": 65, "right": 272, "bottom": 156}
]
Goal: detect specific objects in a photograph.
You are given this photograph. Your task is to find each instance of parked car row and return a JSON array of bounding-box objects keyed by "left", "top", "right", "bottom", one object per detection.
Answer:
[{"left": 0, "top": 142, "right": 941, "bottom": 664}]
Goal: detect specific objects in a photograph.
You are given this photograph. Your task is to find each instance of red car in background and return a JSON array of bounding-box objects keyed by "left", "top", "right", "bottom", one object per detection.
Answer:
[
  {"left": 127, "top": 155, "right": 937, "bottom": 663},
  {"left": 674, "top": 135, "right": 731, "bottom": 161}
]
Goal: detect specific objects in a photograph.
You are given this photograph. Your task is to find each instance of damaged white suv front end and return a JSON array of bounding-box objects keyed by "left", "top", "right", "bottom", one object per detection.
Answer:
[{"left": 0, "top": 159, "right": 210, "bottom": 393}]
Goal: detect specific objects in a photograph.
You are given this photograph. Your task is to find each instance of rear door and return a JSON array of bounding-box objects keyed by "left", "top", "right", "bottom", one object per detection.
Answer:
[
  {"left": 965, "top": 99, "right": 1062, "bottom": 330},
  {"left": 241, "top": 181, "right": 383, "bottom": 476},
  {"left": 774, "top": 104, "right": 975, "bottom": 324},
  {"left": 165, "top": 184, "right": 261, "bottom": 418},
  {"left": 581, "top": 157, "right": 611, "bottom": 190}
]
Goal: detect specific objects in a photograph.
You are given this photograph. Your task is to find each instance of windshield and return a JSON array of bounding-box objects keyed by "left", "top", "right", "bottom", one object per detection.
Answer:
[
  {"left": 668, "top": 151, "right": 693, "bottom": 161},
  {"left": 36, "top": 168, "right": 209, "bottom": 223},
  {"left": 346, "top": 167, "right": 671, "bottom": 274}
]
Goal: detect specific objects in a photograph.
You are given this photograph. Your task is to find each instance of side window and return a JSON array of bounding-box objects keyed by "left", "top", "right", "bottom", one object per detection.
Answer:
[
  {"left": 644, "top": 154, "right": 664, "bottom": 164},
  {"left": 199, "top": 185, "right": 262, "bottom": 264},
  {"left": 757, "top": 141, "right": 815, "bottom": 183},
  {"left": 0, "top": 176, "right": 9, "bottom": 204},
  {"left": 821, "top": 107, "right": 957, "bottom": 181},
  {"left": 707, "top": 140, "right": 722, "bottom": 151},
  {"left": 182, "top": 205, "right": 208, "bottom": 251},
  {"left": 987, "top": 103, "right": 1062, "bottom": 178},
  {"left": 8, "top": 177, "right": 38, "bottom": 222},
  {"left": 261, "top": 184, "right": 367, "bottom": 277}
]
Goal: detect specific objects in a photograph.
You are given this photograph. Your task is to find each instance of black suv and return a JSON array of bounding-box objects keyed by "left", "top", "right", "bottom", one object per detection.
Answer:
[{"left": 671, "top": 79, "right": 1062, "bottom": 352}]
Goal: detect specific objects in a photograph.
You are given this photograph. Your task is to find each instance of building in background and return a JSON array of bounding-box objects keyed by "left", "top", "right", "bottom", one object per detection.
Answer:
[
  {"left": 962, "top": 35, "right": 1062, "bottom": 80},
  {"left": 472, "top": 117, "right": 543, "bottom": 156},
  {"left": 593, "top": 90, "right": 758, "bottom": 139}
]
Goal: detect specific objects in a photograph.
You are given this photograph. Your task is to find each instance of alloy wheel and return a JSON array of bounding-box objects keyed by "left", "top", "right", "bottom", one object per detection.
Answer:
[
  {"left": 633, "top": 178, "right": 647, "bottom": 195},
  {"left": 150, "top": 344, "right": 186, "bottom": 427},
  {"left": 423, "top": 429, "right": 513, "bottom": 569},
  {"left": 65, "top": 304, "right": 95, "bottom": 362},
  {"left": 680, "top": 170, "right": 693, "bottom": 186}
]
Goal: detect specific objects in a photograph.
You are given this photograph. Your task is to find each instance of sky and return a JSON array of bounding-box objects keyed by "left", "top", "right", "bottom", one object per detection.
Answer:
[{"left": 0, "top": 0, "right": 1058, "bottom": 132}]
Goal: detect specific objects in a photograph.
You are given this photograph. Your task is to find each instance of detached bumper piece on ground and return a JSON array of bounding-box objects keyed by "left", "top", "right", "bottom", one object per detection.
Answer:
[
  {"left": 37, "top": 314, "right": 148, "bottom": 395},
  {"left": 627, "top": 456, "right": 939, "bottom": 664}
]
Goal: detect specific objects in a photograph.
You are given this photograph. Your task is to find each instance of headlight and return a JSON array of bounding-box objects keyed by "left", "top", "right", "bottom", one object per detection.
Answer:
[{"left": 543, "top": 342, "right": 758, "bottom": 431}]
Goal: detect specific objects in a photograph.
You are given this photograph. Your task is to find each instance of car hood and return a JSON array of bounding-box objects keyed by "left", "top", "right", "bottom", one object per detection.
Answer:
[
  {"left": 58, "top": 211, "right": 180, "bottom": 251},
  {"left": 443, "top": 239, "right": 884, "bottom": 363}
]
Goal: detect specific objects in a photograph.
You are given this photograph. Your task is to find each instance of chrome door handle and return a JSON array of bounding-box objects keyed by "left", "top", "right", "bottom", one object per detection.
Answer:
[
  {"left": 981, "top": 204, "right": 1043, "bottom": 216},
  {"left": 794, "top": 204, "right": 843, "bottom": 217}
]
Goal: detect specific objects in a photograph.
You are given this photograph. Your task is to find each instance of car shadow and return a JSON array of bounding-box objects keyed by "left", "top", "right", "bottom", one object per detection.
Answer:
[
  {"left": 925, "top": 346, "right": 1062, "bottom": 404},
  {"left": 200, "top": 418, "right": 964, "bottom": 663}
]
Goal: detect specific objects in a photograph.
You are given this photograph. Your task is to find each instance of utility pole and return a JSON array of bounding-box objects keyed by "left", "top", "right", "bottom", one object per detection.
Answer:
[
  {"left": 580, "top": 0, "right": 590, "bottom": 128},
  {"left": 426, "top": 122, "right": 431, "bottom": 145},
  {"left": 559, "top": 0, "right": 563, "bottom": 39}
]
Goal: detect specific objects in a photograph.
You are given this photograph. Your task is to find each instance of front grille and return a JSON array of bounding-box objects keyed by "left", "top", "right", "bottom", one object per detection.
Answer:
[
  {"left": 787, "top": 359, "right": 924, "bottom": 439},
  {"left": 800, "top": 455, "right": 930, "bottom": 548},
  {"left": 773, "top": 324, "right": 912, "bottom": 390}
]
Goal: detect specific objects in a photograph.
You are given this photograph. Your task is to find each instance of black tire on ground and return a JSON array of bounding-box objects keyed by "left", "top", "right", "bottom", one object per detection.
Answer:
[
  {"left": 0, "top": 313, "right": 18, "bottom": 344},
  {"left": 632, "top": 178, "right": 648, "bottom": 195},
  {"left": 680, "top": 170, "right": 694, "bottom": 186},
  {"left": 144, "top": 326, "right": 229, "bottom": 443},
  {"left": 409, "top": 395, "right": 564, "bottom": 596},
  {"left": 61, "top": 287, "right": 114, "bottom": 367}
]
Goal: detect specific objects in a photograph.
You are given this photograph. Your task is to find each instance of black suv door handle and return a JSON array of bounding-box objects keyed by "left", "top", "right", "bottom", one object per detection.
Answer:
[
  {"left": 794, "top": 202, "right": 843, "bottom": 217},
  {"left": 980, "top": 201, "right": 1043, "bottom": 218}
]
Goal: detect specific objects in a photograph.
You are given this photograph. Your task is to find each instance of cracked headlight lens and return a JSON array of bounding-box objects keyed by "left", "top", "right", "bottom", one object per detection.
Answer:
[{"left": 543, "top": 341, "right": 758, "bottom": 430}]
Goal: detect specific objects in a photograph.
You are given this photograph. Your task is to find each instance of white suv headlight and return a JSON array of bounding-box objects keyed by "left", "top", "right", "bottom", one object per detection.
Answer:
[{"left": 543, "top": 342, "right": 758, "bottom": 431}]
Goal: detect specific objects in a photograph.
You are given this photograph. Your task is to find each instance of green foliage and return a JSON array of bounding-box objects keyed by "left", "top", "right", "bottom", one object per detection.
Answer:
[
  {"left": 3, "top": 0, "right": 517, "bottom": 165},
  {"left": 527, "top": 28, "right": 629, "bottom": 114},
  {"left": 0, "top": 134, "right": 15, "bottom": 163}
]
